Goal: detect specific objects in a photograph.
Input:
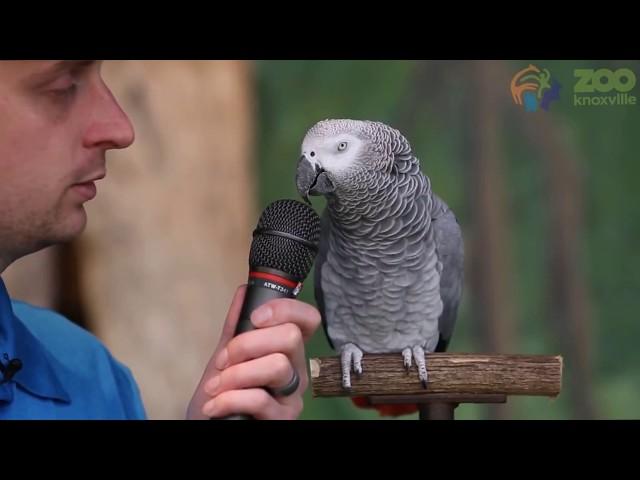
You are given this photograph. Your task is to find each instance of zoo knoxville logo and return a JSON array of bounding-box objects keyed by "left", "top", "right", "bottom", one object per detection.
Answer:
[
  {"left": 510, "top": 64, "right": 561, "bottom": 112},
  {"left": 573, "top": 68, "right": 636, "bottom": 106}
]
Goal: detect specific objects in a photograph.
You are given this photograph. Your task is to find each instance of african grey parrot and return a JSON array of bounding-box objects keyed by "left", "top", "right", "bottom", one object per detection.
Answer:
[{"left": 295, "top": 119, "right": 464, "bottom": 392}]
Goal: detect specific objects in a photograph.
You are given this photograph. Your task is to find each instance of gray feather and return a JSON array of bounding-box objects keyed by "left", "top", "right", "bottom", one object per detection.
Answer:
[
  {"left": 314, "top": 209, "right": 333, "bottom": 349},
  {"left": 430, "top": 194, "right": 464, "bottom": 351},
  {"left": 302, "top": 119, "right": 464, "bottom": 358}
]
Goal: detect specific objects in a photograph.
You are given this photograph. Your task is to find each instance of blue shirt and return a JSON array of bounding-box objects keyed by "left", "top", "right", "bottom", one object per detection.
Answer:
[{"left": 0, "top": 278, "right": 146, "bottom": 419}]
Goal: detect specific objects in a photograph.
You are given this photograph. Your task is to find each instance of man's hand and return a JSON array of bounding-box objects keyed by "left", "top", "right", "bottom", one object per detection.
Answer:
[{"left": 187, "top": 285, "right": 321, "bottom": 420}]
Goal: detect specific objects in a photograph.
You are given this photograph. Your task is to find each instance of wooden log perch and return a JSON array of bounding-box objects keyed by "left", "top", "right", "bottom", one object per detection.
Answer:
[{"left": 310, "top": 353, "right": 563, "bottom": 398}]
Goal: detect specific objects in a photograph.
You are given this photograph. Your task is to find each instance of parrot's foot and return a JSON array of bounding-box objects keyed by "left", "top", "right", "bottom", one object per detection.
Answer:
[
  {"left": 340, "top": 343, "right": 364, "bottom": 390},
  {"left": 401, "top": 345, "right": 428, "bottom": 388},
  {"left": 402, "top": 347, "right": 412, "bottom": 371}
]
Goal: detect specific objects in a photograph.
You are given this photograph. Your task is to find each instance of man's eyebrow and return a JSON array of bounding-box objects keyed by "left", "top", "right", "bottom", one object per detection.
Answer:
[{"left": 25, "top": 60, "right": 97, "bottom": 85}]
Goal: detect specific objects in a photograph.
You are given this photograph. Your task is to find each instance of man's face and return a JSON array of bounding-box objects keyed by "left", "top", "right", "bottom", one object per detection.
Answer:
[{"left": 0, "top": 60, "right": 134, "bottom": 263}]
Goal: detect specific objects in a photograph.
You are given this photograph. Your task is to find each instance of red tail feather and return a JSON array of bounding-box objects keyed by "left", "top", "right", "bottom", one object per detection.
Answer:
[{"left": 351, "top": 396, "right": 418, "bottom": 417}]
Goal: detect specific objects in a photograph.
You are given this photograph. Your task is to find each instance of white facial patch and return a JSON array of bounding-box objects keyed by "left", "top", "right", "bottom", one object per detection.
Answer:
[{"left": 301, "top": 133, "right": 364, "bottom": 175}]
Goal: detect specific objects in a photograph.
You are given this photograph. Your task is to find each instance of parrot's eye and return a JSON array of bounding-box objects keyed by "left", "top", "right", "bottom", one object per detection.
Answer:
[{"left": 338, "top": 142, "right": 348, "bottom": 152}]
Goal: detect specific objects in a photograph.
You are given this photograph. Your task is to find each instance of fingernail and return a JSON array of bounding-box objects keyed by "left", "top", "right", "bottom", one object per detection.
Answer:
[
  {"left": 203, "top": 398, "right": 216, "bottom": 417},
  {"left": 205, "top": 375, "right": 220, "bottom": 395},
  {"left": 252, "top": 306, "right": 273, "bottom": 326},
  {"left": 215, "top": 349, "right": 229, "bottom": 370}
]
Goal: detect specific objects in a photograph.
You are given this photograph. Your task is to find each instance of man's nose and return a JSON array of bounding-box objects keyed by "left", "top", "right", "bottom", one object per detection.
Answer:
[{"left": 83, "top": 81, "right": 135, "bottom": 151}]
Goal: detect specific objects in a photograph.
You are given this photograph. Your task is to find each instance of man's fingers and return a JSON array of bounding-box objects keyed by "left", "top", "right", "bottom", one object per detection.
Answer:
[
  {"left": 204, "top": 353, "right": 299, "bottom": 398},
  {"left": 223, "top": 322, "right": 303, "bottom": 366},
  {"left": 203, "top": 388, "right": 302, "bottom": 420},
  {"left": 250, "top": 298, "right": 321, "bottom": 340},
  {"left": 218, "top": 285, "right": 247, "bottom": 345},
  {"left": 193, "top": 290, "right": 317, "bottom": 421},
  {"left": 215, "top": 323, "right": 308, "bottom": 391},
  {"left": 196, "top": 285, "right": 247, "bottom": 387}
]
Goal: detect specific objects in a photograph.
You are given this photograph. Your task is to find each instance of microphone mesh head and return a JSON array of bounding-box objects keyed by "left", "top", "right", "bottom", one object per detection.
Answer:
[{"left": 249, "top": 199, "right": 321, "bottom": 281}]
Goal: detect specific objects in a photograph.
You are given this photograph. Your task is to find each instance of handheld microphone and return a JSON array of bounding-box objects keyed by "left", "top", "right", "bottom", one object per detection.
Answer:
[{"left": 212, "top": 198, "right": 321, "bottom": 420}]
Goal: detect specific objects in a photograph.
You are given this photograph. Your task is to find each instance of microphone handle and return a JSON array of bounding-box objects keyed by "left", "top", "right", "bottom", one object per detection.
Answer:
[{"left": 210, "top": 271, "right": 300, "bottom": 421}]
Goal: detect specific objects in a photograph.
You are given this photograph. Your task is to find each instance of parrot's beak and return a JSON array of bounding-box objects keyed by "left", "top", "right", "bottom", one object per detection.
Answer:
[{"left": 296, "top": 155, "right": 334, "bottom": 204}]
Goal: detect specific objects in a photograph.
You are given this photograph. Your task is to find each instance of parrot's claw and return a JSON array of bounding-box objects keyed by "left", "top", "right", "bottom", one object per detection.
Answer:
[
  {"left": 402, "top": 347, "right": 412, "bottom": 372},
  {"left": 413, "top": 345, "right": 429, "bottom": 388},
  {"left": 354, "top": 359, "right": 363, "bottom": 377},
  {"left": 340, "top": 343, "right": 364, "bottom": 390},
  {"left": 401, "top": 345, "right": 429, "bottom": 388}
]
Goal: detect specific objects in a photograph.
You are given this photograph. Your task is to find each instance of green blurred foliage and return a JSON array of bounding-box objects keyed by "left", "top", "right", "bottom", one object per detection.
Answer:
[{"left": 254, "top": 60, "right": 640, "bottom": 419}]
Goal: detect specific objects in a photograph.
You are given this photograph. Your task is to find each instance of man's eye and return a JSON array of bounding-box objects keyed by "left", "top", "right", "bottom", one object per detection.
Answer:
[
  {"left": 45, "top": 73, "right": 80, "bottom": 103},
  {"left": 49, "top": 83, "right": 78, "bottom": 100}
]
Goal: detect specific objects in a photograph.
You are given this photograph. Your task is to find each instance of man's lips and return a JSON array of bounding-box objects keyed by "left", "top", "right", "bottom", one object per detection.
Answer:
[
  {"left": 77, "top": 171, "right": 106, "bottom": 184},
  {"left": 70, "top": 172, "right": 105, "bottom": 201},
  {"left": 70, "top": 181, "right": 97, "bottom": 200}
]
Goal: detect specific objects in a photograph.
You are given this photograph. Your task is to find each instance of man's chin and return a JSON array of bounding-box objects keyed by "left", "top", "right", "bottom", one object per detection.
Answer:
[{"left": 53, "top": 206, "right": 88, "bottom": 243}]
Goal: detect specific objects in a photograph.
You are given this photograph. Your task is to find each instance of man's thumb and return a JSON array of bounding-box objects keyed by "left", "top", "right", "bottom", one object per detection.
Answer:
[{"left": 218, "top": 284, "right": 247, "bottom": 347}]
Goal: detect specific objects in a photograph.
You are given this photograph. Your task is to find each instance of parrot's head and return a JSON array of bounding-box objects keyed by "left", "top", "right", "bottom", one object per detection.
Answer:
[{"left": 295, "top": 119, "right": 413, "bottom": 204}]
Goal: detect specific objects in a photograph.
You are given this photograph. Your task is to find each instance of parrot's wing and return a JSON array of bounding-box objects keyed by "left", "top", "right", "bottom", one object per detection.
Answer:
[
  {"left": 314, "top": 208, "right": 335, "bottom": 350},
  {"left": 431, "top": 194, "right": 465, "bottom": 352}
]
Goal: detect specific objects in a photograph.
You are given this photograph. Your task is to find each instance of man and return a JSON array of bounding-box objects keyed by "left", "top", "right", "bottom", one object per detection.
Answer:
[{"left": 0, "top": 60, "right": 321, "bottom": 419}]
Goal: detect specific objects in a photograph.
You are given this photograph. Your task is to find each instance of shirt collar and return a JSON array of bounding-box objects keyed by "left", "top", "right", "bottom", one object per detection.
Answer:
[{"left": 0, "top": 278, "right": 71, "bottom": 403}]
